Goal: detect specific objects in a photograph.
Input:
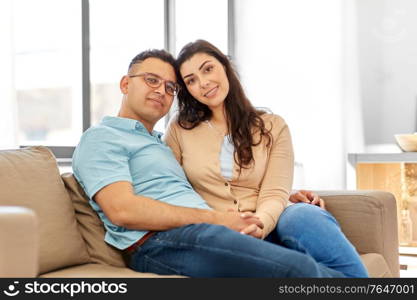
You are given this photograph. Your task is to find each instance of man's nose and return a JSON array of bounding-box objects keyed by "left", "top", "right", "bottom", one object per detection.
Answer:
[{"left": 154, "top": 83, "right": 166, "bottom": 95}]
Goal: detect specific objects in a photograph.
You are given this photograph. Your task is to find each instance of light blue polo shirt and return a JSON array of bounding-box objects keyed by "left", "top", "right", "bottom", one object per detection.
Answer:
[{"left": 72, "top": 116, "right": 210, "bottom": 250}]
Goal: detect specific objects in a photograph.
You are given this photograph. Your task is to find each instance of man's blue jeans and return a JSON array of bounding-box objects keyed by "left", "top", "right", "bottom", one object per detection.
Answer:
[{"left": 128, "top": 204, "right": 368, "bottom": 277}]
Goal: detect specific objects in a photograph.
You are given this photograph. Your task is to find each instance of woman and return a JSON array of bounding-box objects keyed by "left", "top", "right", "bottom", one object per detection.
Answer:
[{"left": 164, "top": 40, "right": 368, "bottom": 277}]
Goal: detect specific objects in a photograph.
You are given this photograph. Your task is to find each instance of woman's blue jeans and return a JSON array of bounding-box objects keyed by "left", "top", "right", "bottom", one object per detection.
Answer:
[
  {"left": 128, "top": 204, "right": 368, "bottom": 277},
  {"left": 268, "top": 203, "right": 368, "bottom": 278}
]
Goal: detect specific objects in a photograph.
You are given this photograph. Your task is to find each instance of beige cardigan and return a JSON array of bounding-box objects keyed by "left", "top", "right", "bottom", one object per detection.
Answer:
[{"left": 164, "top": 113, "right": 294, "bottom": 238}]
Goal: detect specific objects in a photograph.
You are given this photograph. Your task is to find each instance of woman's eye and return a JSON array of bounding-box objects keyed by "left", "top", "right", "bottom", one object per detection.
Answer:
[
  {"left": 204, "top": 65, "right": 213, "bottom": 72},
  {"left": 186, "top": 78, "right": 195, "bottom": 85}
]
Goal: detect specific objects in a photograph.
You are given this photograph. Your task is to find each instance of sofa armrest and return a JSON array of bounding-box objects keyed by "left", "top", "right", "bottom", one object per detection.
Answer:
[
  {"left": 316, "top": 190, "right": 399, "bottom": 277},
  {"left": 0, "top": 206, "right": 38, "bottom": 277}
]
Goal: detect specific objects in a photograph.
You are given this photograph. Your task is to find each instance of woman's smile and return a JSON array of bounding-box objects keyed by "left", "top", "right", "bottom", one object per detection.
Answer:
[{"left": 203, "top": 86, "right": 219, "bottom": 98}]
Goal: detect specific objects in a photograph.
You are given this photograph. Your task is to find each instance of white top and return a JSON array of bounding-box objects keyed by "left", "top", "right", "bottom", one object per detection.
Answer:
[{"left": 219, "top": 135, "right": 234, "bottom": 180}]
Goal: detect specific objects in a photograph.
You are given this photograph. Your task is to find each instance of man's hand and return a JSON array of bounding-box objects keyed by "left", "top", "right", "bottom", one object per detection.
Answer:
[
  {"left": 239, "top": 212, "right": 264, "bottom": 239},
  {"left": 224, "top": 210, "right": 264, "bottom": 239},
  {"left": 289, "top": 190, "right": 325, "bottom": 209},
  {"left": 217, "top": 210, "right": 264, "bottom": 234}
]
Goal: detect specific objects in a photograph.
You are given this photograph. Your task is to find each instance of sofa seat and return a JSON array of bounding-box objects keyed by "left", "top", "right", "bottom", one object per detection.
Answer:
[
  {"left": 360, "top": 253, "right": 392, "bottom": 278},
  {"left": 40, "top": 264, "right": 183, "bottom": 278}
]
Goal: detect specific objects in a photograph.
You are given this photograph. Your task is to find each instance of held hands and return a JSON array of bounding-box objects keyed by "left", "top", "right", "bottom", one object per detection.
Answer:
[
  {"left": 239, "top": 212, "right": 264, "bottom": 239},
  {"left": 223, "top": 209, "right": 264, "bottom": 239},
  {"left": 220, "top": 191, "right": 325, "bottom": 240},
  {"left": 289, "top": 190, "right": 326, "bottom": 210}
]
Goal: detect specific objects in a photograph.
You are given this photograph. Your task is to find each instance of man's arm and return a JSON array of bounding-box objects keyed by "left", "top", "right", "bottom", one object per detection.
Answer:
[{"left": 94, "top": 181, "right": 263, "bottom": 232}]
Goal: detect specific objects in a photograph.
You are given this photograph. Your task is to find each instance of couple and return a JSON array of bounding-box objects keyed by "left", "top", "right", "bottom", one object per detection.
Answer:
[{"left": 72, "top": 40, "right": 368, "bottom": 278}]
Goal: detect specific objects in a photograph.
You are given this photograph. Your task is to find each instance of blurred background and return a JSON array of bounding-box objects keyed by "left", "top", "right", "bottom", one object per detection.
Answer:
[{"left": 1, "top": 0, "right": 416, "bottom": 190}]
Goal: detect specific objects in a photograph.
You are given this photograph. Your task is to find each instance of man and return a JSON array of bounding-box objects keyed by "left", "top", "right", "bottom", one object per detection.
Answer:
[{"left": 72, "top": 49, "right": 342, "bottom": 277}]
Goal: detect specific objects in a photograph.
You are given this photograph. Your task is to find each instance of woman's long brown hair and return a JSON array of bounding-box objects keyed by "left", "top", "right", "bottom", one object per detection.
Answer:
[{"left": 176, "top": 40, "right": 272, "bottom": 170}]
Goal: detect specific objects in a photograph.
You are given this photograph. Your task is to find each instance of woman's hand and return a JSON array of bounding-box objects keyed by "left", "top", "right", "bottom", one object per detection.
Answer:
[
  {"left": 239, "top": 212, "right": 264, "bottom": 239},
  {"left": 218, "top": 210, "right": 264, "bottom": 233},
  {"left": 227, "top": 209, "right": 264, "bottom": 239},
  {"left": 289, "top": 190, "right": 326, "bottom": 210}
]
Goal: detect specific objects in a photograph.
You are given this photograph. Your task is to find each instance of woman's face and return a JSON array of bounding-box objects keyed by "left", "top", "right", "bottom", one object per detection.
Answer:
[{"left": 179, "top": 52, "right": 230, "bottom": 110}]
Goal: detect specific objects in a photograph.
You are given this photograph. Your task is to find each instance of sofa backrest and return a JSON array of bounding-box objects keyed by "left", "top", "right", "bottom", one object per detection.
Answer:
[
  {"left": 0, "top": 146, "right": 90, "bottom": 274},
  {"left": 61, "top": 173, "right": 125, "bottom": 267}
]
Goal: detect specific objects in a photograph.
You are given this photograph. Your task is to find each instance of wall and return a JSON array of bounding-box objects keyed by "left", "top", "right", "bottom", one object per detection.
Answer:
[{"left": 358, "top": 0, "right": 417, "bottom": 145}]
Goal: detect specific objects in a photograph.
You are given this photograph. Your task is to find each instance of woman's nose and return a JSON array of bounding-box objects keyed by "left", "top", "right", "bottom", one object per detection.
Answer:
[{"left": 200, "top": 79, "right": 210, "bottom": 89}]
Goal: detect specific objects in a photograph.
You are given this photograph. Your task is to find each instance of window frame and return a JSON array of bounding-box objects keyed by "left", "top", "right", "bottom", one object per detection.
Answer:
[{"left": 21, "top": 0, "right": 235, "bottom": 160}]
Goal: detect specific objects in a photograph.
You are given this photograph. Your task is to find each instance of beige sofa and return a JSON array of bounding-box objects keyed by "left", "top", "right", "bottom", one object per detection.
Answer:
[{"left": 0, "top": 146, "right": 399, "bottom": 278}]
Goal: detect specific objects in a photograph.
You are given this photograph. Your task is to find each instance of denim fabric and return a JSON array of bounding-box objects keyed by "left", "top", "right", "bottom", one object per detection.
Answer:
[
  {"left": 269, "top": 203, "right": 369, "bottom": 278},
  {"left": 128, "top": 223, "right": 345, "bottom": 278}
]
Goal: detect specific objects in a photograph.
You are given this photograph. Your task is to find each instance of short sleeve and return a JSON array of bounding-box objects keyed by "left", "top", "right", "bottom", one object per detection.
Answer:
[
  {"left": 163, "top": 114, "right": 183, "bottom": 165},
  {"left": 72, "top": 128, "right": 133, "bottom": 199}
]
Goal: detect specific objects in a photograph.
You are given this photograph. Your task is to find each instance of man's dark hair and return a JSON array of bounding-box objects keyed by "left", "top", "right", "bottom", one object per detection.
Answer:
[{"left": 128, "top": 49, "right": 176, "bottom": 72}]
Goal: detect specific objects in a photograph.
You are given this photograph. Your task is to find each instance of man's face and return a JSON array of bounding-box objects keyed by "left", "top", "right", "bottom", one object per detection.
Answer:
[{"left": 120, "top": 57, "right": 176, "bottom": 127}]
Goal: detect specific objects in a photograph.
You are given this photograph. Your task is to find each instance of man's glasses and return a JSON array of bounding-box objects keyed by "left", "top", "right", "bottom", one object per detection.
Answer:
[{"left": 128, "top": 72, "right": 180, "bottom": 96}]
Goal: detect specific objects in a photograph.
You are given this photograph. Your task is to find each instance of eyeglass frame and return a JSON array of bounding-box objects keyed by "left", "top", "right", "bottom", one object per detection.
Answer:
[{"left": 128, "top": 72, "right": 181, "bottom": 96}]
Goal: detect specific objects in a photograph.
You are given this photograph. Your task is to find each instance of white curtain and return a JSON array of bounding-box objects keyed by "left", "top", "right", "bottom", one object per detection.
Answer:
[
  {"left": 0, "top": 0, "right": 18, "bottom": 150},
  {"left": 235, "top": 0, "right": 364, "bottom": 190},
  {"left": 342, "top": 0, "right": 365, "bottom": 188}
]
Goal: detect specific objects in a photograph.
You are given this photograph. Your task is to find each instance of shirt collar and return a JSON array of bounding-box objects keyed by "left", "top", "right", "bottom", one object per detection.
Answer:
[{"left": 101, "top": 116, "right": 163, "bottom": 139}]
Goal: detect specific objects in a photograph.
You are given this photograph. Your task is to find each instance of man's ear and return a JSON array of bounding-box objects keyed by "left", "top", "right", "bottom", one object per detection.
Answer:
[{"left": 120, "top": 75, "right": 129, "bottom": 94}]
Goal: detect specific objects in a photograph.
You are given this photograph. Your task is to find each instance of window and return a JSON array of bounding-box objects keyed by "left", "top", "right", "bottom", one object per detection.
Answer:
[
  {"left": 13, "top": 0, "right": 82, "bottom": 146},
  {"left": 2, "top": 0, "right": 231, "bottom": 156},
  {"left": 175, "top": 0, "right": 228, "bottom": 55},
  {"left": 90, "top": 0, "right": 165, "bottom": 132}
]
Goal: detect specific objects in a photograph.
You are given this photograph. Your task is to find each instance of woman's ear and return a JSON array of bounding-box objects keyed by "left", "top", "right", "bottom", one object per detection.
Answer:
[{"left": 120, "top": 75, "right": 129, "bottom": 94}]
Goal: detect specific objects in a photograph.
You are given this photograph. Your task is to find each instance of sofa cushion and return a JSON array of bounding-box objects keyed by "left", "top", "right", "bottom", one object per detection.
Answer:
[
  {"left": 0, "top": 146, "right": 90, "bottom": 274},
  {"left": 0, "top": 206, "right": 38, "bottom": 277},
  {"left": 360, "top": 253, "right": 392, "bottom": 278},
  {"left": 61, "top": 173, "right": 125, "bottom": 267}
]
